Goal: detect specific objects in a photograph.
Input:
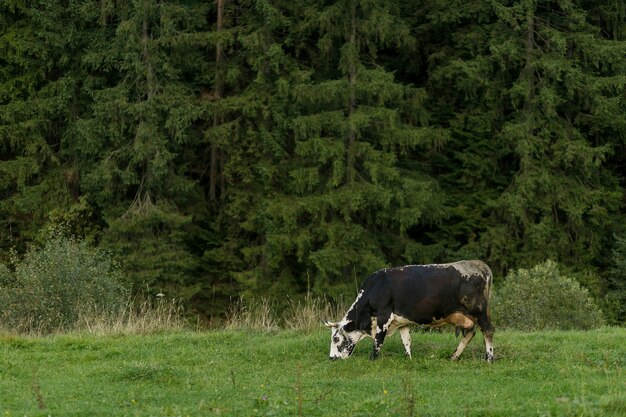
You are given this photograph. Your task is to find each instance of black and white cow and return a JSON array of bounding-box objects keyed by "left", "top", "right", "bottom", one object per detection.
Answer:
[{"left": 324, "top": 260, "right": 495, "bottom": 362}]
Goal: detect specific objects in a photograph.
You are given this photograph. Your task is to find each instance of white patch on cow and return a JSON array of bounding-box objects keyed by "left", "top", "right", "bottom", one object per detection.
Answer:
[
  {"left": 394, "top": 265, "right": 413, "bottom": 272},
  {"left": 399, "top": 327, "right": 412, "bottom": 358},
  {"left": 377, "top": 314, "right": 414, "bottom": 335},
  {"left": 341, "top": 289, "right": 364, "bottom": 322},
  {"left": 328, "top": 324, "right": 368, "bottom": 360},
  {"left": 372, "top": 314, "right": 414, "bottom": 358},
  {"left": 387, "top": 265, "right": 418, "bottom": 272},
  {"left": 485, "top": 334, "right": 494, "bottom": 363},
  {"left": 328, "top": 326, "right": 343, "bottom": 358},
  {"left": 327, "top": 289, "right": 371, "bottom": 360},
  {"left": 414, "top": 260, "right": 490, "bottom": 281},
  {"left": 377, "top": 316, "right": 391, "bottom": 334},
  {"left": 452, "top": 260, "right": 491, "bottom": 281},
  {"left": 388, "top": 261, "right": 482, "bottom": 279}
]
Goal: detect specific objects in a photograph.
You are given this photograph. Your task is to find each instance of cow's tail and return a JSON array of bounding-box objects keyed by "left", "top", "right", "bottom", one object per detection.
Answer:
[
  {"left": 485, "top": 263, "right": 493, "bottom": 301},
  {"left": 483, "top": 262, "right": 494, "bottom": 319}
]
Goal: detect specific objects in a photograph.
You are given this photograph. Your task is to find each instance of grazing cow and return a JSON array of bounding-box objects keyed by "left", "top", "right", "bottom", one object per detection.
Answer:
[{"left": 324, "top": 260, "right": 494, "bottom": 362}]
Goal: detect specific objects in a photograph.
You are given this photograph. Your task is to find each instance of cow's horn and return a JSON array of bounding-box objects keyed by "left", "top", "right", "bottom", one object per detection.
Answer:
[{"left": 323, "top": 320, "right": 338, "bottom": 328}]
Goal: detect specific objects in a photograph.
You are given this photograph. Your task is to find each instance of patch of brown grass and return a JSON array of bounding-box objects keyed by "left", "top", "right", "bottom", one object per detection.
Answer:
[
  {"left": 225, "top": 294, "right": 346, "bottom": 332},
  {"left": 76, "top": 295, "right": 186, "bottom": 335}
]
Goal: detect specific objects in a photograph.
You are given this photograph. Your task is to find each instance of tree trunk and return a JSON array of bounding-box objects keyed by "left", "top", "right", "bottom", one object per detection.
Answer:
[
  {"left": 523, "top": 11, "right": 535, "bottom": 111},
  {"left": 346, "top": 0, "right": 357, "bottom": 185},
  {"left": 210, "top": 0, "right": 225, "bottom": 202},
  {"left": 142, "top": 1, "right": 156, "bottom": 100}
]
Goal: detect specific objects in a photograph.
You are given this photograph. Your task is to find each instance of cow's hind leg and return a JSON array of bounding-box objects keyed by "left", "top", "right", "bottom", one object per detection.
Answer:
[
  {"left": 478, "top": 315, "right": 495, "bottom": 363},
  {"left": 450, "top": 327, "right": 475, "bottom": 361},
  {"left": 399, "top": 326, "right": 411, "bottom": 358}
]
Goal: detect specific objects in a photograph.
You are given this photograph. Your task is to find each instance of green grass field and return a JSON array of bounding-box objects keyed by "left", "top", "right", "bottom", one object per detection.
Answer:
[{"left": 1, "top": 327, "right": 624, "bottom": 416}]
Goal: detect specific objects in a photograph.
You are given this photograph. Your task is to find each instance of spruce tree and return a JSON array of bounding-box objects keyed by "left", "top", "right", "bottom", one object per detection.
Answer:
[
  {"left": 193, "top": 0, "right": 261, "bottom": 310},
  {"left": 417, "top": 0, "right": 625, "bottom": 274},
  {"left": 0, "top": 1, "right": 90, "bottom": 258},
  {"left": 75, "top": 0, "right": 206, "bottom": 297},
  {"left": 220, "top": 0, "right": 446, "bottom": 298},
  {"left": 486, "top": 0, "right": 624, "bottom": 270},
  {"left": 201, "top": 0, "right": 304, "bottom": 302}
]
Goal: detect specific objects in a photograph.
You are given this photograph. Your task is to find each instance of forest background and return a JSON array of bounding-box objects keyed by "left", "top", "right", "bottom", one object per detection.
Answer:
[{"left": 1, "top": 0, "right": 625, "bottom": 324}]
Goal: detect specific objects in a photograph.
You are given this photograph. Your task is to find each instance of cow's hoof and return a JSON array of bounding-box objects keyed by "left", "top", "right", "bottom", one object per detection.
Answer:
[{"left": 450, "top": 355, "right": 460, "bottom": 361}]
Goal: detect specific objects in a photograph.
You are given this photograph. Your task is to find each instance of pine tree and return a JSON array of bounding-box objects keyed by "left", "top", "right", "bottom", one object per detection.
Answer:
[
  {"left": 75, "top": 0, "right": 206, "bottom": 297},
  {"left": 0, "top": 1, "right": 90, "bottom": 258},
  {"left": 201, "top": 0, "right": 304, "bottom": 302},
  {"left": 486, "top": 0, "right": 624, "bottom": 270},
  {"left": 417, "top": 0, "right": 626, "bottom": 274},
  {"left": 219, "top": 0, "right": 447, "bottom": 299},
  {"left": 192, "top": 0, "right": 258, "bottom": 311},
  {"left": 401, "top": 0, "right": 504, "bottom": 263}
]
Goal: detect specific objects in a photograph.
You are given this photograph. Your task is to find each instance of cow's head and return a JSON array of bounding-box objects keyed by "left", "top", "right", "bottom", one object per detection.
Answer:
[{"left": 324, "top": 319, "right": 368, "bottom": 360}]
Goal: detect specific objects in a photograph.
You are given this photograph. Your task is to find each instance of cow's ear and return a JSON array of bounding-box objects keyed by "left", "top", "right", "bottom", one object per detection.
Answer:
[{"left": 323, "top": 320, "right": 338, "bottom": 328}]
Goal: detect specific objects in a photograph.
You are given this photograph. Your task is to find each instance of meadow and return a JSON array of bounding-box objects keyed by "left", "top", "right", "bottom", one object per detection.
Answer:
[{"left": 1, "top": 327, "right": 624, "bottom": 417}]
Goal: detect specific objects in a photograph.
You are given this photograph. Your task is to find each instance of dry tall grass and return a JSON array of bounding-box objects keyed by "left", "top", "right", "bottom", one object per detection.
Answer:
[
  {"left": 0, "top": 294, "right": 186, "bottom": 336},
  {"left": 1, "top": 292, "right": 348, "bottom": 335},
  {"left": 284, "top": 294, "right": 347, "bottom": 332},
  {"left": 225, "top": 297, "right": 280, "bottom": 331},
  {"left": 76, "top": 295, "right": 186, "bottom": 335},
  {"left": 225, "top": 294, "right": 346, "bottom": 332}
]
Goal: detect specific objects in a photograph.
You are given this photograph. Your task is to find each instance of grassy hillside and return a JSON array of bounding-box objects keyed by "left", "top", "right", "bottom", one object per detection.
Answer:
[{"left": 1, "top": 328, "right": 624, "bottom": 416}]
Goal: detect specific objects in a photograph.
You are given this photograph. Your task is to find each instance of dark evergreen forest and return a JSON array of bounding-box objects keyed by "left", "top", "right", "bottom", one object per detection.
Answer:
[{"left": 1, "top": 0, "right": 625, "bottom": 322}]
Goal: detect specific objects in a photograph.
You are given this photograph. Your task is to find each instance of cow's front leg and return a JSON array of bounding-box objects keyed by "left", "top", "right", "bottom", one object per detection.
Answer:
[
  {"left": 371, "top": 313, "right": 392, "bottom": 360},
  {"left": 399, "top": 326, "right": 411, "bottom": 358}
]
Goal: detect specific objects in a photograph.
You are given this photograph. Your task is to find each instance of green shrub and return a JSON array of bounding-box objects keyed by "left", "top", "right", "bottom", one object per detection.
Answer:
[
  {"left": 0, "top": 232, "right": 128, "bottom": 334},
  {"left": 493, "top": 260, "right": 604, "bottom": 330},
  {"left": 0, "top": 263, "right": 11, "bottom": 285}
]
